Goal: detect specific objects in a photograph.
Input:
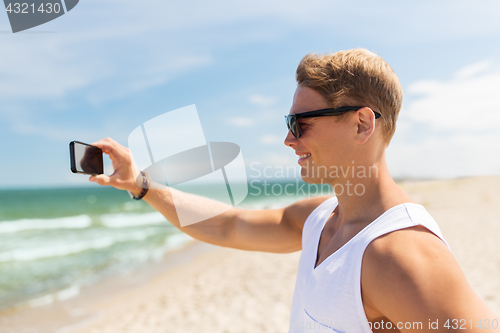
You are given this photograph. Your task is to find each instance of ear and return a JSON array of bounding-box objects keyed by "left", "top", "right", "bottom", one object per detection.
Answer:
[{"left": 354, "top": 107, "right": 376, "bottom": 144}]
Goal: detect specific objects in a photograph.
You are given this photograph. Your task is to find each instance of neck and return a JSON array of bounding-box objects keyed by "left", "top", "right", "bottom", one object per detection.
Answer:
[{"left": 328, "top": 154, "right": 414, "bottom": 226}]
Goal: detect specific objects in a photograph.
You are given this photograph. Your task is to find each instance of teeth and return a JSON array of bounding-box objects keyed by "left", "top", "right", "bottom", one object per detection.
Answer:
[{"left": 299, "top": 154, "right": 311, "bottom": 158}]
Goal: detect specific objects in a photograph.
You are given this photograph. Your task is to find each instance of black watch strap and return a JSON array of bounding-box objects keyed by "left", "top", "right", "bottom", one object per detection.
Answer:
[{"left": 128, "top": 171, "right": 150, "bottom": 200}]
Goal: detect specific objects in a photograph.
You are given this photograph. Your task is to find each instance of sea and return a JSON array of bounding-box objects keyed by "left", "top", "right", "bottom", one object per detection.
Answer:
[{"left": 0, "top": 180, "right": 330, "bottom": 311}]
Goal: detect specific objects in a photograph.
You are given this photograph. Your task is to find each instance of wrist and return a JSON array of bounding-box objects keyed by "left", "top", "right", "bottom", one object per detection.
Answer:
[
  {"left": 128, "top": 186, "right": 143, "bottom": 197},
  {"left": 128, "top": 171, "right": 150, "bottom": 200}
]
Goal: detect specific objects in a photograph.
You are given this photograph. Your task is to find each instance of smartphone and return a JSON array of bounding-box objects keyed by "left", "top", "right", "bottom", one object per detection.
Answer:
[{"left": 69, "top": 141, "right": 104, "bottom": 175}]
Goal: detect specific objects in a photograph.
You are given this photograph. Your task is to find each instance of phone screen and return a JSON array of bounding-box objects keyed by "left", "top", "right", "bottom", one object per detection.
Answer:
[{"left": 70, "top": 141, "right": 104, "bottom": 175}]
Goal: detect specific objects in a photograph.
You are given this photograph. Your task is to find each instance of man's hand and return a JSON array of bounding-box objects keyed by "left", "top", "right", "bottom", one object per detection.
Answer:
[{"left": 88, "top": 137, "right": 142, "bottom": 195}]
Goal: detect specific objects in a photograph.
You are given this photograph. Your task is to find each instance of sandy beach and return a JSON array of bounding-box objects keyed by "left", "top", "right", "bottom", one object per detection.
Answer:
[{"left": 1, "top": 176, "right": 499, "bottom": 332}]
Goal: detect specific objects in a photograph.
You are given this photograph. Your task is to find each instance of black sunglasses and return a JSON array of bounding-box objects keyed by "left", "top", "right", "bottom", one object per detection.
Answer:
[{"left": 285, "top": 106, "right": 382, "bottom": 138}]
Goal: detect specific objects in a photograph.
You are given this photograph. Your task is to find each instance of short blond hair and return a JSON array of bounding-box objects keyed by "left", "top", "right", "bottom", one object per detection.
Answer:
[{"left": 296, "top": 48, "right": 403, "bottom": 144}]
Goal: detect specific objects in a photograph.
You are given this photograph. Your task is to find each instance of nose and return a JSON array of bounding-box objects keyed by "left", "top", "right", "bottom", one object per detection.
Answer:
[{"left": 284, "top": 130, "right": 298, "bottom": 147}]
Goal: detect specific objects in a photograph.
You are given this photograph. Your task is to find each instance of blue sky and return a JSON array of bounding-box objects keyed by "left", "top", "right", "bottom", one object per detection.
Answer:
[{"left": 1, "top": 0, "right": 500, "bottom": 188}]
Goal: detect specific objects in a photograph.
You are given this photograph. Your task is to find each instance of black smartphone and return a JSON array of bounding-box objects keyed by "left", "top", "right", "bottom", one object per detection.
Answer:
[{"left": 69, "top": 141, "right": 104, "bottom": 175}]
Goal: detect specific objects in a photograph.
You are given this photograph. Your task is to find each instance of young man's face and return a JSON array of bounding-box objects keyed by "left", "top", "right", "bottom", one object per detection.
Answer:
[{"left": 284, "top": 86, "right": 357, "bottom": 184}]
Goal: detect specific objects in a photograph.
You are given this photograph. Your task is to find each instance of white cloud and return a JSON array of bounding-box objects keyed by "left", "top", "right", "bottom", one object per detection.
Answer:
[
  {"left": 227, "top": 117, "right": 255, "bottom": 127},
  {"left": 0, "top": 37, "right": 101, "bottom": 99},
  {"left": 391, "top": 59, "right": 500, "bottom": 179},
  {"left": 0, "top": 34, "right": 213, "bottom": 103},
  {"left": 249, "top": 94, "right": 278, "bottom": 108},
  {"left": 260, "top": 134, "right": 283, "bottom": 145},
  {"left": 86, "top": 0, "right": 500, "bottom": 41},
  {"left": 3, "top": 0, "right": 500, "bottom": 104},
  {"left": 405, "top": 60, "right": 500, "bottom": 131},
  {"left": 394, "top": 120, "right": 412, "bottom": 135},
  {"left": 87, "top": 54, "right": 213, "bottom": 104},
  {"left": 387, "top": 132, "right": 500, "bottom": 179},
  {"left": 78, "top": 0, "right": 338, "bottom": 34},
  {"left": 455, "top": 60, "right": 493, "bottom": 79}
]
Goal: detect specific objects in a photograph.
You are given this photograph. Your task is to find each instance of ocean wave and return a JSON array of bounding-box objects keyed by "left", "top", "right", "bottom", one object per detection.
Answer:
[
  {"left": 0, "top": 215, "right": 92, "bottom": 234},
  {"left": 100, "top": 212, "right": 168, "bottom": 228},
  {"left": 0, "top": 229, "right": 159, "bottom": 262},
  {"left": 27, "top": 285, "right": 81, "bottom": 308}
]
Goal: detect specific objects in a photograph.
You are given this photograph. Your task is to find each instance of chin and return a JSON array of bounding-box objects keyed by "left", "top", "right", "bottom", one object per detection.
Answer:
[
  {"left": 300, "top": 163, "right": 330, "bottom": 184},
  {"left": 300, "top": 176, "right": 329, "bottom": 185},
  {"left": 300, "top": 170, "right": 329, "bottom": 185}
]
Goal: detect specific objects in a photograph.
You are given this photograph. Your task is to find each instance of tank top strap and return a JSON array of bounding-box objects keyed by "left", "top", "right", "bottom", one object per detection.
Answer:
[
  {"left": 302, "top": 196, "right": 338, "bottom": 245},
  {"left": 355, "top": 203, "right": 450, "bottom": 252}
]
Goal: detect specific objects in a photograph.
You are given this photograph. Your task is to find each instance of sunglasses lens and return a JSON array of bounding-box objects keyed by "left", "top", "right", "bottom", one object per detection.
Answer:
[{"left": 286, "top": 115, "right": 300, "bottom": 138}]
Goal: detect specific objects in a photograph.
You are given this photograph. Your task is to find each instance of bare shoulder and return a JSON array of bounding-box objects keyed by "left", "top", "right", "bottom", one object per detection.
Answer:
[
  {"left": 364, "top": 225, "right": 451, "bottom": 267},
  {"left": 283, "top": 196, "right": 333, "bottom": 231},
  {"left": 361, "top": 225, "right": 498, "bottom": 327},
  {"left": 362, "top": 225, "right": 458, "bottom": 304}
]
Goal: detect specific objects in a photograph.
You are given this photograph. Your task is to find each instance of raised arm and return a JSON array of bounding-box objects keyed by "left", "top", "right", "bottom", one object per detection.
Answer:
[{"left": 89, "top": 138, "right": 329, "bottom": 253}]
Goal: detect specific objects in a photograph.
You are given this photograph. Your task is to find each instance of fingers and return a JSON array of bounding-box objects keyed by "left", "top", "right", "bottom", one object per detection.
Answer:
[
  {"left": 89, "top": 174, "right": 112, "bottom": 186},
  {"left": 89, "top": 137, "right": 139, "bottom": 192},
  {"left": 92, "top": 137, "right": 118, "bottom": 153},
  {"left": 92, "top": 138, "right": 131, "bottom": 161}
]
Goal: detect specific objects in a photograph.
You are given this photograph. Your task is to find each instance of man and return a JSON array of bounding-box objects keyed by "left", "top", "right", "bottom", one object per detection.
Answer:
[{"left": 90, "top": 49, "right": 499, "bottom": 332}]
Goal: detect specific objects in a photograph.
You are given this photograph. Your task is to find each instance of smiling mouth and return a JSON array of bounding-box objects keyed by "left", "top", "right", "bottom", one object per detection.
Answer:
[{"left": 298, "top": 153, "right": 311, "bottom": 163}]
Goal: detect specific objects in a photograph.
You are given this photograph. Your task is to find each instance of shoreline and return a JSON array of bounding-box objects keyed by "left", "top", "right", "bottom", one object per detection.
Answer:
[{"left": 0, "top": 240, "right": 223, "bottom": 333}]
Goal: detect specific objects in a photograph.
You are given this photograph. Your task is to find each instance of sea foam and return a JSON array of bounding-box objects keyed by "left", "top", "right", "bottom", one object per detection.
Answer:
[
  {"left": 0, "top": 215, "right": 92, "bottom": 234},
  {"left": 100, "top": 212, "right": 168, "bottom": 228},
  {"left": 0, "top": 229, "right": 159, "bottom": 262}
]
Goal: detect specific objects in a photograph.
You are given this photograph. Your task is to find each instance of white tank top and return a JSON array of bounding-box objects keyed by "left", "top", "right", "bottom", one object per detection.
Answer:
[{"left": 288, "top": 197, "right": 449, "bottom": 333}]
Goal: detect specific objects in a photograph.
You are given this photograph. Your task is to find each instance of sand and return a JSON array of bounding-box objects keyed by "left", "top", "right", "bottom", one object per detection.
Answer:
[{"left": 1, "top": 176, "right": 499, "bottom": 332}]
